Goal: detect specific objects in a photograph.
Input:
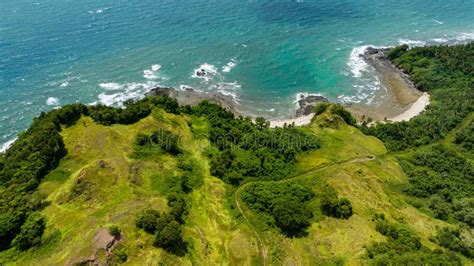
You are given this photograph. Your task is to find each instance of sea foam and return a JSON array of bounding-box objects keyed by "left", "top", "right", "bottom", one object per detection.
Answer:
[
  {"left": 222, "top": 58, "right": 237, "bottom": 73},
  {"left": 192, "top": 63, "right": 218, "bottom": 82},
  {"left": 46, "top": 97, "right": 60, "bottom": 106},
  {"left": 0, "top": 138, "right": 17, "bottom": 153}
]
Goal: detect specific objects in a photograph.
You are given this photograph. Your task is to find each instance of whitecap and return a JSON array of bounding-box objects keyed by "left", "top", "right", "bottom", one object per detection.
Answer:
[
  {"left": 99, "top": 82, "right": 123, "bottom": 90},
  {"left": 0, "top": 138, "right": 17, "bottom": 153},
  {"left": 347, "top": 45, "right": 371, "bottom": 78},
  {"left": 222, "top": 58, "right": 237, "bottom": 73},
  {"left": 192, "top": 63, "right": 218, "bottom": 81},
  {"left": 433, "top": 19, "right": 444, "bottom": 25},
  {"left": 398, "top": 39, "right": 427, "bottom": 47},
  {"left": 151, "top": 64, "right": 161, "bottom": 72},
  {"left": 46, "top": 97, "right": 59, "bottom": 106},
  {"left": 143, "top": 70, "right": 158, "bottom": 80},
  {"left": 209, "top": 82, "right": 241, "bottom": 103},
  {"left": 454, "top": 32, "right": 474, "bottom": 42},
  {"left": 143, "top": 64, "right": 162, "bottom": 80},
  {"left": 97, "top": 81, "right": 158, "bottom": 107},
  {"left": 60, "top": 81, "right": 69, "bottom": 87}
]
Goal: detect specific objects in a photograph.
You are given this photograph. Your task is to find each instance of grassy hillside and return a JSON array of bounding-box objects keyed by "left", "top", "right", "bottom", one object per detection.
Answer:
[
  {"left": 0, "top": 43, "right": 472, "bottom": 265},
  {"left": 0, "top": 103, "right": 468, "bottom": 265}
]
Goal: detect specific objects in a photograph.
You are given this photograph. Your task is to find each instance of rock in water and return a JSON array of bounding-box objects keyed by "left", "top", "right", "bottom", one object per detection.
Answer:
[{"left": 296, "top": 95, "right": 329, "bottom": 116}]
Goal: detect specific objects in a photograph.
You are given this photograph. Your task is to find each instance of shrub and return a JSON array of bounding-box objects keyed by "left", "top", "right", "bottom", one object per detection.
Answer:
[
  {"left": 436, "top": 227, "right": 473, "bottom": 258},
  {"left": 12, "top": 213, "right": 46, "bottom": 251},
  {"left": 320, "top": 186, "right": 353, "bottom": 219},
  {"left": 366, "top": 214, "right": 461, "bottom": 264},
  {"left": 241, "top": 182, "right": 314, "bottom": 236},
  {"left": 314, "top": 102, "right": 331, "bottom": 115},
  {"left": 154, "top": 220, "right": 184, "bottom": 252},
  {"left": 136, "top": 209, "right": 161, "bottom": 234},
  {"left": 113, "top": 244, "right": 128, "bottom": 263},
  {"left": 108, "top": 225, "right": 121, "bottom": 238}
]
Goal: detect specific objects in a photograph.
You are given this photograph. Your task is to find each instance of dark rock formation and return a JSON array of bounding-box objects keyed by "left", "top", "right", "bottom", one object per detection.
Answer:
[
  {"left": 296, "top": 95, "right": 329, "bottom": 116},
  {"left": 145, "top": 87, "right": 178, "bottom": 98}
]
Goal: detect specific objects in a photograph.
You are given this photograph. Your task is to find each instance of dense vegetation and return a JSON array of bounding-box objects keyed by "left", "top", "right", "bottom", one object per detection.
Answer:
[
  {"left": 436, "top": 227, "right": 473, "bottom": 258},
  {"left": 0, "top": 43, "right": 472, "bottom": 263},
  {"left": 362, "top": 43, "right": 474, "bottom": 262},
  {"left": 400, "top": 145, "right": 474, "bottom": 225},
  {"left": 454, "top": 120, "right": 473, "bottom": 155},
  {"left": 0, "top": 104, "right": 87, "bottom": 251},
  {"left": 363, "top": 42, "right": 473, "bottom": 151},
  {"left": 366, "top": 214, "right": 462, "bottom": 265},
  {"left": 0, "top": 97, "right": 184, "bottom": 252},
  {"left": 182, "top": 101, "right": 320, "bottom": 185},
  {"left": 320, "top": 185, "right": 353, "bottom": 219},
  {"left": 241, "top": 182, "right": 315, "bottom": 236}
]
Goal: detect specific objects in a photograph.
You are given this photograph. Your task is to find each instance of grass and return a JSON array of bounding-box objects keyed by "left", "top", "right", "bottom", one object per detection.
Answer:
[
  {"left": 236, "top": 109, "right": 452, "bottom": 265},
  {"left": 0, "top": 107, "right": 460, "bottom": 265}
]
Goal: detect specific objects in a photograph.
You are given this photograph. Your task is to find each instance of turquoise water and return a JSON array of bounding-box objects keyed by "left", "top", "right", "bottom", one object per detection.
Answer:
[{"left": 1, "top": 0, "right": 473, "bottom": 149}]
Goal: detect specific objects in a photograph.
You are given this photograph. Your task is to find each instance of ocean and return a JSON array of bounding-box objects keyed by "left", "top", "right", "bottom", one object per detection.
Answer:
[{"left": 1, "top": 0, "right": 473, "bottom": 150}]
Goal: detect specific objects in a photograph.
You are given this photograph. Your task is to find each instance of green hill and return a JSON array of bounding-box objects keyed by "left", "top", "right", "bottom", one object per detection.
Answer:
[{"left": 0, "top": 43, "right": 472, "bottom": 265}]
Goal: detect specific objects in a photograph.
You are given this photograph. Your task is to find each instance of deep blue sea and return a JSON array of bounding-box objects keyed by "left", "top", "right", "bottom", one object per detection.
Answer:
[{"left": 1, "top": 0, "right": 474, "bottom": 150}]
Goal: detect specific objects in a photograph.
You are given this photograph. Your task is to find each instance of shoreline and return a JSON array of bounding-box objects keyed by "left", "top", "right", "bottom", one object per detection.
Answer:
[
  {"left": 147, "top": 46, "right": 431, "bottom": 128},
  {"left": 345, "top": 47, "right": 428, "bottom": 122},
  {"left": 0, "top": 47, "right": 431, "bottom": 153},
  {"left": 269, "top": 47, "right": 430, "bottom": 127}
]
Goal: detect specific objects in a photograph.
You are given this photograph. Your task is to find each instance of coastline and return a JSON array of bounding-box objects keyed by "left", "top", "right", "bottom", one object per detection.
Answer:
[
  {"left": 146, "top": 47, "right": 430, "bottom": 129},
  {"left": 0, "top": 46, "right": 432, "bottom": 154},
  {"left": 345, "top": 47, "right": 429, "bottom": 122}
]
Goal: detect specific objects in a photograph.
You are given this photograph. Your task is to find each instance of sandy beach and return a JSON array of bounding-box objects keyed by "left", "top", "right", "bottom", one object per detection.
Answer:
[
  {"left": 269, "top": 114, "right": 315, "bottom": 128},
  {"left": 147, "top": 47, "right": 430, "bottom": 129},
  {"left": 388, "top": 92, "right": 430, "bottom": 122},
  {"left": 345, "top": 48, "right": 429, "bottom": 122}
]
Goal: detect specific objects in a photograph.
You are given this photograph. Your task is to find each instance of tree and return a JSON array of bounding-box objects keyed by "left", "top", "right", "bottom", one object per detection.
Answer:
[
  {"left": 320, "top": 186, "right": 353, "bottom": 219},
  {"left": 154, "top": 220, "right": 184, "bottom": 251},
  {"left": 273, "top": 200, "right": 313, "bottom": 236},
  {"left": 12, "top": 213, "right": 45, "bottom": 250},
  {"left": 136, "top": 209, "right": 161, "bottom": 234}
]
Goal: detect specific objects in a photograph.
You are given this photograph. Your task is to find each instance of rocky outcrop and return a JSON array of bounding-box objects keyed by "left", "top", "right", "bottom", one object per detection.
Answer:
[
  {"left": 70, "top": 229, "right": 121, "bottom": 266},
  {"left": 145, "top": 87, "right": 178, "bottom": 98},
  {"left": 296, "top": 95, "right": 329, "bottom": 116}
]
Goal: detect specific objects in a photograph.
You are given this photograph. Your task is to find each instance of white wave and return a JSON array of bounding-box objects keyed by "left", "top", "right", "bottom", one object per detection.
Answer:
[
  {"left": 433, "top": 19, "right": 444, "bottom": 25},
  {"left": 209, "top": 82, "right": 241, "bottom": 103},
  {"left": 60, "top": 81, "right": 69, "bottom": 87},
  {"left": 46, "top": 97, "right": 59, "bottom": 106},
  {"left": 222, "top": 58, "right": 237, "bottom": 73},
  {"left": 454, "top": 32, "right": 474, "bottom": 42},
  {"left": 347, "top": 45, "right": 371, "bottom": 78},
  {"left": 143, "top": 70, "right": 158, "bottom": 80},
  {"left": 99, "top": 82, "right": 123, "bottom": 90},
  {"left": 432, "top": 38, "right": 449, "bottom": 43},
  {"left": 143, "top": 64, "right": 162, "bottom": 80},
  {"left": 97, "top": 81, "right": 158, "bottom": 106},
  {"left": 399, "top": 32, "right": 474, "bottom": 48},
  {"left": 192, "top": 63, "right": 218, "bottom": 81},
  {"left": 179, "top": 85, "right": 194, "bottom": 91},
  {"left": 345, "top": 45, "right": 389, "bottom": 104},
  {"left": 398, "top": 39, "right": 427, "bottom": 47},
  {"left": 1, "top": 138, "right": 17, "bottom": 153}
]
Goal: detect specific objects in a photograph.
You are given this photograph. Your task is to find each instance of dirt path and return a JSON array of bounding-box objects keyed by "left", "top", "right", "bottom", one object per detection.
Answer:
[{"left": 234, "top": 155, "right": 376, "bottom": 265}]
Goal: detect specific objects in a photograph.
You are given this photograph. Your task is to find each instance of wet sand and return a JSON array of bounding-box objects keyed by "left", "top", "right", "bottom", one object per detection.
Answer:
[
  {"left": 148, "top": 47, "right": 430, "bottom": 128},
  {"left": 345, "top": 48, "right": 428, "bottom": 122}
]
